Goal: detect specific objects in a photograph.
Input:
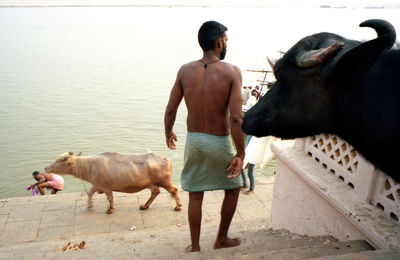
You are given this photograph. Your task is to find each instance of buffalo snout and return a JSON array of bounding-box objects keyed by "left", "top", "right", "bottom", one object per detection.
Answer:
[{"left": 242, "top": 112, "right": 266, "bottom": 138}]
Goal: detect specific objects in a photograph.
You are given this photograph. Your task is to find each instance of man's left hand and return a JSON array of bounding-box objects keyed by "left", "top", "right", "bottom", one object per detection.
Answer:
[{"left": 226, "top": 155, "right": 244, "bottom": 178}]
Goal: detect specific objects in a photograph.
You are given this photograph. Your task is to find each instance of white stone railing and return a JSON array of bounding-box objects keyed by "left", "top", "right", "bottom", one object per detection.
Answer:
[{"left": 296, "top": 134, "right": 400, "bottom": 223}]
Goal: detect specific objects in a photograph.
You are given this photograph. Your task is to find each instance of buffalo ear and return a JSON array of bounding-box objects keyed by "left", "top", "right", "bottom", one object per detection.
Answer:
[
  {"left": 334, "top": 35, "right": 392, "bottom": 83},
  {"left": 267, "top": 56, "right": 276, "bottom": 71}
]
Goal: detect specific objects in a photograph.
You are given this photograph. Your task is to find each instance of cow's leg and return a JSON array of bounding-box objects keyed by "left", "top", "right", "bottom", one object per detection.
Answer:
[
  {"left": 140, "top": 186, "right": 160, "bottom": 210},
  {"left": 104, "top": 190, "right": 115, "bottom": 214},
  {"left": 87, "top": 186, "right": 97, "bottom": 208},
  {"left": 160, "top": 182, "right": 182, "bottom": 211}
]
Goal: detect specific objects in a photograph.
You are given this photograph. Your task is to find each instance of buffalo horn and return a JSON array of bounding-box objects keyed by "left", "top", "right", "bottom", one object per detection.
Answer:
[
  {"left": 360, "top": 19, "right": 396, "bottom": 49},
  {"left": 296, "top": 42, "right": 345, "bottom": 67}
]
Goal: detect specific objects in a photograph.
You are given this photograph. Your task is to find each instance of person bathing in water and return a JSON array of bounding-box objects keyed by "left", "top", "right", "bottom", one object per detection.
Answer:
[
  {"left": 29, "top": 171, "right": 64, "bottom": 195},
  {"left": 164, "top": 21, "right": 245, "bottom": 252}
]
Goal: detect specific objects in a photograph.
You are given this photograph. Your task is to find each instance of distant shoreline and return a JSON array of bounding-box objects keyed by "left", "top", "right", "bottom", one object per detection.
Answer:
[
  {"left": 0, "top": 5, "right": 294, "bottom": 8},
  {"left": 0, "top": 4, "right": 398, "bottom": 9},
  {"left": 0, "top": 5, "right": 274, "bottom": 8}
]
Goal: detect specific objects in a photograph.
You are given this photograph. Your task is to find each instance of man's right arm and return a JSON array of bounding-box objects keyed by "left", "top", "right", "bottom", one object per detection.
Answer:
[
  {"left": 30, "top": 175, "right": 45, "bottom": 189},
  {"left": 164, "top": 67, "right": 184, "bottom": 150},
  {"left": 226, "top": 65, "right": 245, "bottom": 178}
]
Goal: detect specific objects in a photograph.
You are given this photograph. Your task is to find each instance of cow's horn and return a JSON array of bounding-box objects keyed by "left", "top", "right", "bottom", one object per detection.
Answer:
[
  {"left": 360, "top": 19, "right": 396, "bottom": 49},
  {"left": 59, "top": 152, "right": 70, "bottom": 161},
  {"left": 296, "top": 42, "right": 345, "bottom": 67}
]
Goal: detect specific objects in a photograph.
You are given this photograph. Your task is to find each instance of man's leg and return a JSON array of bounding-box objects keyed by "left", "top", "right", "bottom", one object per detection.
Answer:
[
  {"left": 240, "top": 170, "right": 247, "bottom": 188},
  {"left": 214, "top": 187, "right": 241, "bottom": 249},
  {"left": 186, "top": 191, "right": 204, "bottom": 252},
  {"left": 37, "top": 182, "right": 53, "bottom": 195},
  {"left": 248, "top": 164, "right": 255, "bottom": 191}
]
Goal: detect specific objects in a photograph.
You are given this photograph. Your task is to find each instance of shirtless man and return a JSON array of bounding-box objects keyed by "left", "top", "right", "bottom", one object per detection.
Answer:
[
  {"left": 164, "top": 21, "right": 245, "bottom": 252},
  {"left": 30, "top": 171, "right": 64, "bottom": 195}
]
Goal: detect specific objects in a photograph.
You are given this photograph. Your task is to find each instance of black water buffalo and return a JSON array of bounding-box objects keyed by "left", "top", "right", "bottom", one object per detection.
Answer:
[{"left": 242, "top": 19, "right": 400, "bottom": 180}]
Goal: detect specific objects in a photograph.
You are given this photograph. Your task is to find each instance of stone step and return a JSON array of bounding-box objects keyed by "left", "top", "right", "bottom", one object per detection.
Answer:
[
  {"left": 311, "top": 248, "right": 400, "bottom": 260},
  {"left": 0, "top": 216, "right": 374, "bottom": 259},
  {"left": 246, "top": 240, "right": 373, "bottom": 260}
]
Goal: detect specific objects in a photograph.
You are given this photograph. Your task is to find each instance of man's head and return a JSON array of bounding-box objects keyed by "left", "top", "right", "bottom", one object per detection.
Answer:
[
  {"left": 198, "top": 21, "right": 228, "bottom": 60},
  {"left": 32, "top": 171, "right": 40, "bottom": 181}
]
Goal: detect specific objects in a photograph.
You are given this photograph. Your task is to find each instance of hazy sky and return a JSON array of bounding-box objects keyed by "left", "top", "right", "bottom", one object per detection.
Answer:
[
  {"left": 188, "top": 0, "right": 400, "bottom": 8},
  {"left": 0, "top": 0, "right": 399, "bottom": 8},
  {"left": 195, "top": 0, "right": 400, "bottom": 8}
]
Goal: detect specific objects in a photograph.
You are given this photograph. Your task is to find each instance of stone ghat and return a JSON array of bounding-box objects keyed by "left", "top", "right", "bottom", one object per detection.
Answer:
[{"left": 1, "top": 176, "right": 394, "bottom": 259}]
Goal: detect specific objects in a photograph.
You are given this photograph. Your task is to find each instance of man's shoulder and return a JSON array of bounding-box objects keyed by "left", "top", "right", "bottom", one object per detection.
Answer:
[
  {"left": 220, "top": 61, "right": 240, "bottom": 73},
  {"left": 180, "top": 61, "right": 198, "bottom": 70},
  {"left": 178, "top": 60, "right": 240, "bottom": 79},
  {"left": 177, "top": 61, "right": 198, "bottom": 76},
  {"left": 180, "top": 60, "right": 239, "bottom": 69}
]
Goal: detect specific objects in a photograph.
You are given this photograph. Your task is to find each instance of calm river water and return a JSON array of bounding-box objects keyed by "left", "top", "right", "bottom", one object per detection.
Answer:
[{"left": 0, "top": 5, "right": 399, "bottom": 197}]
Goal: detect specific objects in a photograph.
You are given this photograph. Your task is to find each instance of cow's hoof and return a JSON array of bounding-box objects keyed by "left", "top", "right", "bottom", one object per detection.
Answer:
[
  {"left": 140, "top": 205, "right": 149, "bottom": 210},
  {"left": 106, "top": 208, "right": 115, "bottom": 214},
  {"left": 174, "top": 206, "right": 182, "bottom": 211},
  {"left": 87, "top": 201, "right": 94, "bottom": 208}
]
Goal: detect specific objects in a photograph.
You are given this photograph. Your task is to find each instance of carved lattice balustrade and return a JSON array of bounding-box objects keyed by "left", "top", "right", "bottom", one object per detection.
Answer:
[{"left": 299, "top": 134, "right": 400, "bottom": 223}]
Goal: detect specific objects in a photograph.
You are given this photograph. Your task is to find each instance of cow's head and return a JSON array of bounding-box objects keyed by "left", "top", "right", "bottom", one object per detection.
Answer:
[
  {"left": 45, "top": 152, "right": 79, "bottom": 174},
  {"left": 242, "top": 19, "right": 396, "bottom": 138}
]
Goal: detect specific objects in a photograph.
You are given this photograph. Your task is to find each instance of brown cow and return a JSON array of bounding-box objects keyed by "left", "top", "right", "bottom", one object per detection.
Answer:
[{"left": 45, "top": 151, "right": 182, "bottom": 214}]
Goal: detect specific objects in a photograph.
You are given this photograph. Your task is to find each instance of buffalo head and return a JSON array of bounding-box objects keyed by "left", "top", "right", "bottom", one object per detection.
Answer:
[
  {"left": 242, "top": 19, "right": 396, "bottom": 139},
  {"left": 45, "top": 151, "right": 77, "bottom": 174}
]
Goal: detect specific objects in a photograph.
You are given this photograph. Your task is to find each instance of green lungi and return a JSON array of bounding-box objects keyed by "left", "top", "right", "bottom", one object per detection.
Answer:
[{"left": 181, "top": 132, "right": 241, "bottom": 192}]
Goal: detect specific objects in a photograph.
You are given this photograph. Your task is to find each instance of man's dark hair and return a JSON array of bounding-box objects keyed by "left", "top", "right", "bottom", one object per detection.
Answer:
[
  {"left": 32, "top": 171, "right": 40, "bottom": 177},
  {"left": 198, "top": 21, "right": 228, "bottom": 52}
]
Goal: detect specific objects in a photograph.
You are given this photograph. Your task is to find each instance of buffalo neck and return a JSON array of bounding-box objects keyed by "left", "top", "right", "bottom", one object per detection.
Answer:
[
  {"left": 72, "top": 157, "right": 93, "bottom": 183},
  {"left": 333, "top": 56, "right": 400, "bottom": 177}
]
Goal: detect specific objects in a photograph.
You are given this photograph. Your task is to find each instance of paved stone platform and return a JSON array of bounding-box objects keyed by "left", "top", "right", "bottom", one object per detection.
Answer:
[
  {"left": 0, "top": 178, "right": 272, "bottom": 251},
  {"left": 1, "top": 176, "right": 393, "bottom": 259}
]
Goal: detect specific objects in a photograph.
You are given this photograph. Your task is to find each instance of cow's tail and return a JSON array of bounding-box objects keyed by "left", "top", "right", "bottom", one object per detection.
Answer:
[
  {"left": 163, "top": 155, "right": 172, "bottom": 172},
  {"left": 162, "top": 156, "right": 176, "bottom": 199}
]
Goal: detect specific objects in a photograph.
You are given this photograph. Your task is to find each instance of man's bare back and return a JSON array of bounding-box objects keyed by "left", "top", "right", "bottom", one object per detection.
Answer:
[{"left": 178, "top": 60, "right": 242, "bottom": 136}]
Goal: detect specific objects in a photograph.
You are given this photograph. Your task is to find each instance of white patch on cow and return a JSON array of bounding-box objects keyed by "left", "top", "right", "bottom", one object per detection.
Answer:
[{"left": 59, "top": 152, "right": 70, "bottom": 161}]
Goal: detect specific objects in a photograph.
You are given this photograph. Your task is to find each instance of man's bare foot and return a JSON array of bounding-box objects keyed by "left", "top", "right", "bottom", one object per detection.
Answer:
[
  {"left": 185, "top": 244, "right": 200, "bottom": 253},
  {"left": 214, "top": 237, "right": 241, "bottom": 249},
  {"left": 140, "top": 204, "right": 149, "bottom": 210},
  {"left": 243, "top": 190, "right": 254, "bottom": 195}
]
